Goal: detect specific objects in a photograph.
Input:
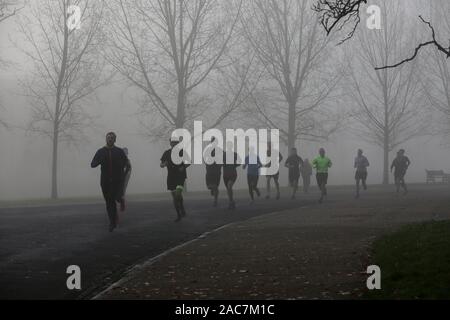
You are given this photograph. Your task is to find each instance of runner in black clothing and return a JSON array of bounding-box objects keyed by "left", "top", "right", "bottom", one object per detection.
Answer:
[
  {"left": 284, "top": 148, "right": 304, "bottom": 199},
  {"left": 204, "top": 137, "right": 222, "bottom": 207},
  {"left": 265, "top": 142, "right": 283, "bottom": 200},
  {"left": 91, "top": 132, "right": 131, "bottom": 232},
  {"left": 354, "top": 149, "right": 369, "bottom": 199},
  {"left": 161, "top": 138, "right": 190, "bottom": 222},
  {"left": 243, "top": 146, "right": 262, "bottom": 204},
  {"left": 223, "top": 141, "right": 240, "bottom": 209},
  {"left": 300, "top": 159, "right": 312, "bottom": 193},
  {"left": 391, "top": 149, "right": 410, "bottom": 195}
]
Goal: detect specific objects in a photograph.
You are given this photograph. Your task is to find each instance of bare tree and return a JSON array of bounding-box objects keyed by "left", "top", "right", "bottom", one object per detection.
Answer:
[
  {"left": 420, "top": 0, "right": 450, "bottom": 141},
  {"left": 313, "top": 0, "right": 367, "bottom": 43},
  {"left": 0, "top": 0, "right": 25, "bottom": 127},
  {"left": 16, "top": 0, "right": 107, "bottom": 199},
  {"left": 104, "top": 0, "right": 253, "bottom": 139},
  {"left": 0, "top": 0, "right": 23, "bottom": 23},
  {"left": 241, "top": 0, "right": 343, "bottom": 150},
  {"left": 314, "top": 0, "right": 450, "bottom": 68},
  {"left": 0, "top": 0, "right": 25, "bottom": 68},
  {"left": 349, "top": 2, "right": 428, "bottom": 184}
]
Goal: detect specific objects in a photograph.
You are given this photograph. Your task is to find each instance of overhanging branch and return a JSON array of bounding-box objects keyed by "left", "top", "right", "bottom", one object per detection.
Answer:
[{"left": 376, "top": 16, "right": 450, "bottom": 70}]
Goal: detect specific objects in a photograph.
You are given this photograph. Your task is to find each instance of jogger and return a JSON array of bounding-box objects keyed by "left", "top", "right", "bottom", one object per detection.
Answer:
[
  {"left": 265, "top": 142, "right": 283, "bottom": 200},
  {"left": 223, "top": 142, "right": 240, "bottom": 210},
  {"left": 204, "top": 137, "right": 222, "bottom": 207},
  {"left": 243, "top": 147, "right": 262, "bottom": 203},
  {"left": 300, "top": 159, "right": 312, "bottom": 193},
  {"left": 354, "top": 149, "right": 369, "bottom": 199},
  {"left": 312, "top": 148, "right": 332, "bottom": 203},
  {"left": 284, "top": 148, "right": 304, "bottom": 199},
  {"left": 91, "top": 132, "right": 131, "bottom": 232},
  {"left": 391, "top": 149, "right": 410, "bottom": 195},
  {"left": 161, "top": 138, "right": 190, "bottom": 222}
]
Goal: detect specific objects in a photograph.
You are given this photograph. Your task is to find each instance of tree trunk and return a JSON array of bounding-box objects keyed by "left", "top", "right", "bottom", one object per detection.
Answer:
[
  {"left": 382, "top": 135, "right": 389, "bottom": 185},
  {"left": 51, "top": 124, "right": 59, "bottom": 199},
  {"left": 50, "top": 2, "right": 68, "bottom": 199},
  {"left": 287, "top": 101, "right": 296, "bottom": 150},
  {"left": 176, "top": 83, "right": 186, "bottom": 129}
]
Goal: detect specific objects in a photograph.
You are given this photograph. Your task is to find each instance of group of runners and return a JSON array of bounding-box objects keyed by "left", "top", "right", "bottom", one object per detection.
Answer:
[{"left": 91, "top": 133, "right": 411, "bottom": 231}]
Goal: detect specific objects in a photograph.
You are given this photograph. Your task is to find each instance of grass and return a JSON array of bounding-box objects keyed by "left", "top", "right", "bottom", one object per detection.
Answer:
[{"left": 366, "top": 221, "right": 450, "bottom": 299}]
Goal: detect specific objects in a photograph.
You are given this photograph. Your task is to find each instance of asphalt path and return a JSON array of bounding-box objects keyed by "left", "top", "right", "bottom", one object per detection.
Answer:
[{"left": 0, "top": 189, "right": 319, "bottom": 299}]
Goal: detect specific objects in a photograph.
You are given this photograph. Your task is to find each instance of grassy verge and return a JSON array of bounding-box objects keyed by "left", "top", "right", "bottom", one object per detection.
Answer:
[{"left": 366, "top": 221, "right": 450, "bottom": 299}]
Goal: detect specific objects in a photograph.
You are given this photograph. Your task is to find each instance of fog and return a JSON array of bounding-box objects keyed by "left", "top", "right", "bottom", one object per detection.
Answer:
[{"left": 1, "top": 0, "right": 449, "bottom": 201}]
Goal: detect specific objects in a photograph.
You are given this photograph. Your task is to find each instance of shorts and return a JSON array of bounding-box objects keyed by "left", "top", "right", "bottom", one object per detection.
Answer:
[
  {"left": 266, "top": 172, "right": 280, "bottom": 180},
  {"left": 316, "top": 173, "right": 328, "bottom": 187},
  {"left": 223, "top": 171, "right": 237, "bottom": 186},
  {"left": 206, "top": 172, "right": 221, "bottom": 188},
  {"left": 167, "top": 175, "right": 186, "bottom": 191},
  {"left": 247, "top": 175, "right": 259, "bottom": 187},
  {"left": 355, "top": 171, "right": 367, "bottom": 180},
  {"left": 289, "top": 170, "right": 300, "bottom": 184},
  {"left": 394, "top": 171, "right": 406, "bottom": 180}
]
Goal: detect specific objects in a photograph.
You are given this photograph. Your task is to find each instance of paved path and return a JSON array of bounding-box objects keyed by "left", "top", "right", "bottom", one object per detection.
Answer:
[
  {"left": 1, "top": 185, "right": 449, "bottom": 299},
  {"left": 97, "top": 185, "right": 450, "bottom": 299}
]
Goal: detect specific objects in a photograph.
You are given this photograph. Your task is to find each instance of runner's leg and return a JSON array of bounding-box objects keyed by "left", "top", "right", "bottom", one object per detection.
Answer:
[
  {"left": 170, "top": 191, "right": 182, "bottom": 222},
  {"left": 317, "top": 174, "right": 324, "bottom": 203},
  {"left": 226, "top": 177, "right": 236, "bottom": 209},
  {"left": 362, "top": 173, "right": 367, "bottom": 190},
  {"left": 355, "top": 175, "right": 360, "bottom": 199},
  {"left": 213, "top": 186, "right": 219, "bottom": 207},
  {"left": 248, "top": 176, "right": 254, "bottom": 202},
  {"left": 102, "top": 184, "right": 117, "bottom": 231},
  {"left": 292, "top": 177, "right": 298, "bottom": 199},
  {"left": 254, "top": 176, "right": 260, "bottom": 197},
  {"left": 178, "top": 193, "right": 186, "bottom": 217},
  {"left": 274, "top": 175, "right": 280, "bottom": 199},
  {"left": 401, "top": 176, "right": 408, "bottom": 194},
  {"left": 113, "top": 183, "right": 124, "bottom": 224}
]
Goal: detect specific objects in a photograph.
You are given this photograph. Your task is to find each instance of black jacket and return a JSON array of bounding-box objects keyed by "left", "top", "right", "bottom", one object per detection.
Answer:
[{"left": 91, "top": 146, "right": 130, "bottom": 185}]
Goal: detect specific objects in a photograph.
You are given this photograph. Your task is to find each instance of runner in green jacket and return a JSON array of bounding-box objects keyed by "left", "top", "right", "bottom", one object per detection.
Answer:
[{"left": 312, "top": 148, "right": 332, "bottom": 203}]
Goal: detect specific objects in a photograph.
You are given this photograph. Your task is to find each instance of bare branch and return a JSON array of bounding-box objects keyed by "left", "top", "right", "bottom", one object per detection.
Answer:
[
  {"left": 312, "top": 0, "right": 367, "bottom": 44},
  {"left": 376, "top": 16, "right": 450, "bottom": 70}
]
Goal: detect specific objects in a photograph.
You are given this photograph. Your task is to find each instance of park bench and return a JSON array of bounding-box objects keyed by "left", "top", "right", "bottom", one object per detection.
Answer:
[{"left": 426, "top": 170, "right": 450, "bottom": 184}]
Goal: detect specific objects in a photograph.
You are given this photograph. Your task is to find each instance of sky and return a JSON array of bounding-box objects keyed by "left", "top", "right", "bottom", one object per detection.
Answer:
[{"left": 0, "top": 0, "right": 449, "bottom": 201}]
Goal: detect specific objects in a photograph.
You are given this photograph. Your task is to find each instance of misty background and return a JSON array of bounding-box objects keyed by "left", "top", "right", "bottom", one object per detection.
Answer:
[{"left": 0, "top": 0, "right": 449, "bottom": 201}]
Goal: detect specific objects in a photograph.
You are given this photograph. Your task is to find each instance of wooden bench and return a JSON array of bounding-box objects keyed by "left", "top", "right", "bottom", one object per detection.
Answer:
[{"left": 426, "top": 170, "right": 450, "bottom": 184}]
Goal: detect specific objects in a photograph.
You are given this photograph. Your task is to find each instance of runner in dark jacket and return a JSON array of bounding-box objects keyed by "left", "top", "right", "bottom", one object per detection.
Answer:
[
  {"left": 91, "top": 132, "right": 131, "bottom": 232},
  {"left": 285, "top": 148, "right": 304, "bottom": 199},
  {"left": 204, "top": 137, "right": 222, "bottom": 207},
  {"left": 161, "top": 138, "right": 190, "bottom": 222},
  {"left": 223, "top": 142, "right": 241, "bottom": 210},
  {"left": 391, "top": 149, "right": 410, "bottom": 195},
  {"left": 265, "top": 142, "right": 283, "bottom": 200},
  {"left": 354, "top": 149, "right": 369, "bottom": 199}
]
